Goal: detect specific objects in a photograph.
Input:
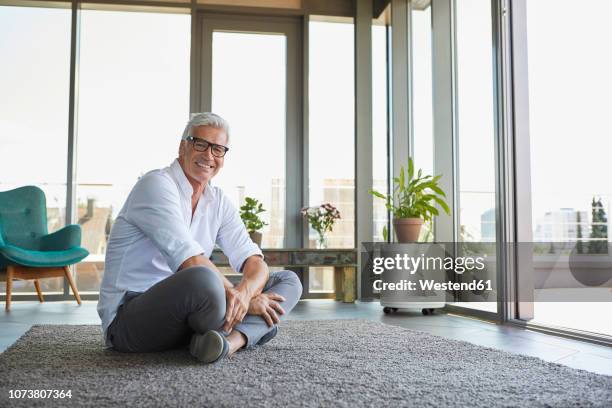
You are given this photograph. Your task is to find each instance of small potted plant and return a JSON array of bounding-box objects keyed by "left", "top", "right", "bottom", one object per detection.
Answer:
[
  {"left": 239, "top": 196, "right": 268, "bottom": 247},
  {"left": 301, "top": 203, "right": 341, "bottom": 249},
  {"left": 370, "top": 158, "right": 450, "bottom": 243}
]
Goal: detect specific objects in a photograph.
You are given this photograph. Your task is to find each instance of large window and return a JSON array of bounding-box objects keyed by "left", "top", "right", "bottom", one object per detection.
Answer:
[
  {"left": 76, "top": 9, "right": 190, "bottom": 292},
  {"left": 412, "top": 3, "right": 434, "bottom": 241},
  {"left": 525, "top": 0, "right": 612, "bottom": 336},
  {"left": 455, "top": 0, "right": 497, "bottom": 312},
  {"left": 412, "top": 4, "right": 433, "bottom": 177},
  {"left": 308, "top": 19, "right": 355, "bottom": 292},
  {"left": 211, "top": 31, "right": 286, "bottom": 249},
  {"left": 0, "top": 5, "right": 71, "bottom": 295}
]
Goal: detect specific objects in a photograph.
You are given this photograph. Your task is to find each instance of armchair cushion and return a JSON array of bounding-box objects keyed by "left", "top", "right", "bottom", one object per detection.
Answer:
[
  {"left": 40, "top": 225, "right": 83, "bottom": 251},
  {"left": 0, "top": 244, "right": 89, "bottom": 268}
]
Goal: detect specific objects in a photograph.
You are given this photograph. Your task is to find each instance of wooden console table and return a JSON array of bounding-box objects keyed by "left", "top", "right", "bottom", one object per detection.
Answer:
[{"left": 210, "top": 248, "right": 358, "bottom": 303}]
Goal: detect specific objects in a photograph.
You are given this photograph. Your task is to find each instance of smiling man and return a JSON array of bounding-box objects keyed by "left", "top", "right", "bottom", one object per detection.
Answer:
[{"left": 97, "top": 112, "right": 302, "bottom": 363}]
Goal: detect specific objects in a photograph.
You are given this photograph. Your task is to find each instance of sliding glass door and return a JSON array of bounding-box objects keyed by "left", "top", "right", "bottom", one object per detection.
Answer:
[
  {"left": 514, "top": 0, "right": 612, "bottom": 338},
  {"left": 307, "top": 18, "right": 354, "bottom": 293},
  {"left": 452, "top": 0, "right": 499, "bottom": 314},
  {"left": 195, "top": 12, "right": 301, "bottom": 262}
]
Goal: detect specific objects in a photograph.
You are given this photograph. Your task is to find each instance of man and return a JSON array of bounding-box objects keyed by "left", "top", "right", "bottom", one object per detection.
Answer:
[{"left": 97, "top": 112, "right": 302, "bottom": 363}]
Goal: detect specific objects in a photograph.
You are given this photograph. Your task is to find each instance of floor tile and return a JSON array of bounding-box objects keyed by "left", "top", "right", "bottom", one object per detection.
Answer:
[{"left": 555, "top": 351, "right": 612, "bottom": 376}]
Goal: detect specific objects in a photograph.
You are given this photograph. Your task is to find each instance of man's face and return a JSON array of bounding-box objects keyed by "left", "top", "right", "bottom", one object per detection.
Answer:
[{"left": 178, "top": 125, "right": 228, "bottom": 186}]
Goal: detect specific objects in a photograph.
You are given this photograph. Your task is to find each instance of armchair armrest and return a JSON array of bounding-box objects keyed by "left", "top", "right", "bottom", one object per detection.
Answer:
[
  {"left": 40, "top": 224, "right": 83, "bottom": 251},
  {"left": 0, "top": 219, "right": 6, "bottom": 248}
]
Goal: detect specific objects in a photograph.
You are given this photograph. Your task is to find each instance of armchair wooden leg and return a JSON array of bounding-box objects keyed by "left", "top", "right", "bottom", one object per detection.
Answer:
[
  {"left": 63, "top": 266, "right": 81, "bottom": 305},
  {"left": 34, "top": 280, "right": 44, "bottom": 303},
  {"left": 5, "top": 265, "right": 14, "bottom": 311}
]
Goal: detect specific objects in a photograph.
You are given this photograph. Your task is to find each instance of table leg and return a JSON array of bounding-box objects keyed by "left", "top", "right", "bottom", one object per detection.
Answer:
[
  {"left": 342, "top": 266, "right": 356, "bottom": 303},
  {"left": 334, "top": 267, "right": 343, "bottom": 301}
]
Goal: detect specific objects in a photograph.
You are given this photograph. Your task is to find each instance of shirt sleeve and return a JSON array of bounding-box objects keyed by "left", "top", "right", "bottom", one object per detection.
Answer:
[
  {"left": 124, "top": 172, "right": 204, "bottom": 272},
  {"left": 215, "top": 190, "right": 263, "bottom": 273}
]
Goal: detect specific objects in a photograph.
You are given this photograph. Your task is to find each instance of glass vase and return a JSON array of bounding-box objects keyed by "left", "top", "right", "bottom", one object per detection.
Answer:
[{"left": 316, "top": 232, "right": 328, "bottom": 249}]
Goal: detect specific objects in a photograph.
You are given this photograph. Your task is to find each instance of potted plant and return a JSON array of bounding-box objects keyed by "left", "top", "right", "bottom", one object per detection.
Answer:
[
  {"left": 239, "top": 196, "right": 268, "bottom": 247},
  {"left": 301, "top": 203, "right": 341, "bottom": 249},
  {"left": 370, "top": 158, "right": 450, "bottom": 243}
]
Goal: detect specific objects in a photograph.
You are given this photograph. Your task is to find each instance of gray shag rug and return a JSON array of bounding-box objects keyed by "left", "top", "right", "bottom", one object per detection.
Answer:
[{"left": 0, "top": 320, "right": 611, "bottom": 407}]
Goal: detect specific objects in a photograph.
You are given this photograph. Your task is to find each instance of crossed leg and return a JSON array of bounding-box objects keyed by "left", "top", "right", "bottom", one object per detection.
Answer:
[{"left": 107, "top": 266, "right": 302, "bottom": 355}]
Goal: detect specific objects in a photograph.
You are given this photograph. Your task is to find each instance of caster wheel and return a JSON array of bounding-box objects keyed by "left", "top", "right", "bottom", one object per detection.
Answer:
[
  {"left": 392, "top": 308, "right": 399, "bottom": 313},
  {"left": 383, "top": 307, "right": 392, "bottom": 314}
]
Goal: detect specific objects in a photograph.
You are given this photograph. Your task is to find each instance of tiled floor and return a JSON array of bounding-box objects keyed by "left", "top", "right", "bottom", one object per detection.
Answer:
[{"left": 1, "top": 300, "right": 611, "bottom": 376}]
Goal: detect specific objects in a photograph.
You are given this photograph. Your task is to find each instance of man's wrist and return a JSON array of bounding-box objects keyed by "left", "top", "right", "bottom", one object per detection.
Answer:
[{"left": 235, "top": 282, "right": 254, "bottom": 300}]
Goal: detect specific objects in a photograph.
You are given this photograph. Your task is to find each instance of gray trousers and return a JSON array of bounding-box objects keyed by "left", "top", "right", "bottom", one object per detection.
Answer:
[{"left": 108, "top": 266, "right": 302, "bottom": 353}]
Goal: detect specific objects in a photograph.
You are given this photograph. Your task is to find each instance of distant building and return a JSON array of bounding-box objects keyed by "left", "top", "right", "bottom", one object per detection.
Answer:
[
  {"left": 480, "top": 208, "right": 496, "bottom": 242},
  {"left": 534, "top": 208, "right": 588, "bottom": 241},
  {"left": 75, "top": 199, "right": 112, "bottom": 292},
  {"left": 268, "top": 177, "right": 386, "bottom": 249}
]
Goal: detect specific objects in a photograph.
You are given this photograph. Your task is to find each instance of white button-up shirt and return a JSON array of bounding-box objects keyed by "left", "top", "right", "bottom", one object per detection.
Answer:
[{"left": 97, "top": 159, "right": 262, "bottom": 345}]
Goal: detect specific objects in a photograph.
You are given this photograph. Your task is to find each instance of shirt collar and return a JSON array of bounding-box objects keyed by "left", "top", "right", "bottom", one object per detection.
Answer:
[{"left": 169, "top": 159, "right": 216, "bottom": 204}]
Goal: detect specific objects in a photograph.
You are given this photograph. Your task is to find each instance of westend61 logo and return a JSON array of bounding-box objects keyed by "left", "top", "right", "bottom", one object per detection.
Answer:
[{"left": 372, "top": 253, "right": 486, "bottom": 275}]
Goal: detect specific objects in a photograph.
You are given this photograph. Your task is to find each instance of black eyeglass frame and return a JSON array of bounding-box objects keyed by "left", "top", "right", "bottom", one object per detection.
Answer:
[{"left": 185, "top": 136, "right": 229, "bottom": 157}]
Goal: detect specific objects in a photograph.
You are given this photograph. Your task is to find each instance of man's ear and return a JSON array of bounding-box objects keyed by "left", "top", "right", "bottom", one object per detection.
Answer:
[{"left": 178, "top": 141, "right": 185, "bottom": 159}]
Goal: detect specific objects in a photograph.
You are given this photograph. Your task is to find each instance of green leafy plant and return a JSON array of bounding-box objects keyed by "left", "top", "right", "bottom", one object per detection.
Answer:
[
  {"left": 240, "top": 197, "right": 268, "bottom": 233},
  {"left": 370, "top": 158, "right": 450, "bottom": 222}
]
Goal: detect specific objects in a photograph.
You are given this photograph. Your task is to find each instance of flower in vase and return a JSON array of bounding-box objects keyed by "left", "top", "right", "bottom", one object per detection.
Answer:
[{"left": 301, "top": 203, "right": 341, "bottom": 248}]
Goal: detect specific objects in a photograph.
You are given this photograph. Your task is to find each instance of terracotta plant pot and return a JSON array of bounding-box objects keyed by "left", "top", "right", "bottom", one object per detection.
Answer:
[
  {"left": 249, "top": 231, "right": 262, "bottom": 247},
  {"left": 393, "top": 218, "right": 424, "bottom": 243}
]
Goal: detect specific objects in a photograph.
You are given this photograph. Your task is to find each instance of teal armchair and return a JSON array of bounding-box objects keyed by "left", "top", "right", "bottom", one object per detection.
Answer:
[{"left": 0, "top": 186, "right": 89, "bottom": 311}]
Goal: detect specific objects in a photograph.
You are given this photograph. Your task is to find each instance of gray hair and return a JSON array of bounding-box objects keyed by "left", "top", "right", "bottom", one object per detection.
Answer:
[{"left": 181, "top": 112, "right": 230, "bottom": 143}]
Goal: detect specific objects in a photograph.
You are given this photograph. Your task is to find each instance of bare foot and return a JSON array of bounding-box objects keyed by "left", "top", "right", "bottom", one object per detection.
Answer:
[{"left": 226, "top": 330, "right": 247, "bottom": 356}]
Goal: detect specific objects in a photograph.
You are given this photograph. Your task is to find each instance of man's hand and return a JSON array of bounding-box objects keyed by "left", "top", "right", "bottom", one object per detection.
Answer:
[
  {"left": 223, "top": 286, "right": 251, "bottom": 333},
  {"left": 220, "top": 255, "right": 270, "bottom": 333},
  {"left": 248, "top": 292, "right": 286, "bottom": 327}
]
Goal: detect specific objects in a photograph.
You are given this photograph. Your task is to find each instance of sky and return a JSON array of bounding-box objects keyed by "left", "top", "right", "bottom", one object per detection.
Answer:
[
  {"left": 412, "top": 6, "right": 434, "bottom": 177},
  {"left": 0, "top": 7, "right": 190, "bottom": 216},
  {"left": 455, "top": 0, "right": 497, "bottom": 239},
  {"left": 1, "top": 0, "right": 612, "bottom": 236},
  {"left": 210, "top": 30, "right": 286, "bottom": 230},
  {"left": 526, "top": 0, "right": 612, "bottom": 217}
]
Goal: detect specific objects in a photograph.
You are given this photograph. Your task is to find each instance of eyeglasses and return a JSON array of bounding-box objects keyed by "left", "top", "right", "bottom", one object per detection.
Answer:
[{"left": 185, "top": 136, "right": 229, "bottom": 158}]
